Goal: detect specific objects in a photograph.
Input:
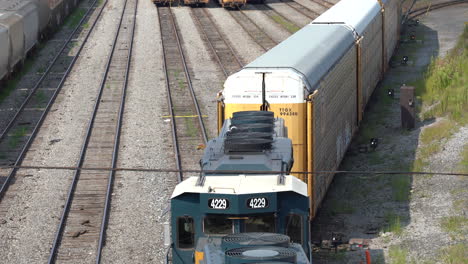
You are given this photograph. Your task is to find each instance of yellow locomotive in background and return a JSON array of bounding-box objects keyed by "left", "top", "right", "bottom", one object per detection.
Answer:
[{"left": 218, "top": 0, "right": 401, "bottom": 217}]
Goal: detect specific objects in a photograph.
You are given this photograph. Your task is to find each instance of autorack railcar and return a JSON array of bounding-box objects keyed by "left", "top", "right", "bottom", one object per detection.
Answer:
[
  {"left": 218, "top": 0, "right": 401, "bottom": 217},
  {"left": 171, "top": 112, "right": 310, "bottom": 264}
]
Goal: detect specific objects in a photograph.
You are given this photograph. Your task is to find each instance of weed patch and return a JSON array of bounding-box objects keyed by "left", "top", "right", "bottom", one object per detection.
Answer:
[
  {"left": 383, "top": 212, "right": 403, "bottom": 236},
  {"left": 439, "top": 244, "right": 468, "bottom": 264},
  {"left": 8, "top": 127, "right": 28, "bottom": 148},
  {"left": 458, "top": 144, "right": 468, "bottom": 173},
  {"left": 65, "top": 8, "right": 86, "bottom": 29},
  {"left": 391, "top": 174, "right": 411, "bottom": 202},
  {"left": 330, "top": 200, "right": 355, "bottom": 215},
  {"left": 440, "top": 216, "right": 468, "bottom": 239},
  {"left": 414, "top": 24, "right": 468, "bottom": 124},
  {"left": 270, "top": 15, "right": 299, "bottom": 33},
  {"left": 389, "top": 245, "right": 408, "bottom": 264}
]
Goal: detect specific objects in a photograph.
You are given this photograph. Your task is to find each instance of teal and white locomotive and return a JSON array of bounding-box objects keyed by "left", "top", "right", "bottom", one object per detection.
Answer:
[{"left": 170, "top": 111, "right": 311, "bottom": 263}]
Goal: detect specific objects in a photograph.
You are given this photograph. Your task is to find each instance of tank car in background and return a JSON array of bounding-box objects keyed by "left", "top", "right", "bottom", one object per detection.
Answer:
[
  {"left": 218, "top": 0, "right": 401, "bottom": 217},
  {"left": 170, "top": 111, "right": 310, "bottom": 264},
  {"left": 0, "top": 0, "right": 81, "bottom": 81}
]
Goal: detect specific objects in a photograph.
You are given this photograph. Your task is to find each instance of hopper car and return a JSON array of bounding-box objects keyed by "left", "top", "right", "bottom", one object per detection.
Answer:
[
  {"left": 0, "top": 0, "right": 81, "bottom": 81},
  {"left": 169, "top": 0, "right": 401, "bottom": 262}
]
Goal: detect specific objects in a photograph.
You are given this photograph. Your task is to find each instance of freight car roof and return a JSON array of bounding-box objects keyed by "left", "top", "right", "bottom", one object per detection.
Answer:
[
  {"left": 312, "top": 0, "right": 381, "bottom": 35},
  {"left": 0, "top": 0, "right": 34, "bottom": 11},
  {"left": 245, "top": 24, "right": 355, "bottom": 90}
]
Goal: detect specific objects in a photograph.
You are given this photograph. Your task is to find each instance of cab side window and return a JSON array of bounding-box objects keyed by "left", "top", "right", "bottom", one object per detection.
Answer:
[
  {"left": 177, "top": 217, "right": 195, "bottom": 249},
  {"left": 285, "top": 214, "right": 302, "bottom": 244}
]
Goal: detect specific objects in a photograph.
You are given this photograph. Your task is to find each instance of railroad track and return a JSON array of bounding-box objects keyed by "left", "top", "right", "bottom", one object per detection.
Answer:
[
  {"left": 158, "top": 6, "right": 208, "bottom": 182},
  {"left": 280, "top": 0, "right": 320, "bottom": 20},
  {"left": 47, "top": 0, "right": 138, "bottom": 262},
  {"left": 311, "top": 0, "right": 334, "bottom": 9},
  {"left": 0, "top": 0, "right": 107, "bottom": 199},
  {"left": 229, "top": 8, "right": 278, "bottom": 51},
  {"left": 408, "top": 0, "right": 468, "bottom": 18},
  {"left": 191, "top": 8, "right": 244, "bottom": 77},
  {"left": 258, "top": 4, "right": 302, "bottom": 33}
]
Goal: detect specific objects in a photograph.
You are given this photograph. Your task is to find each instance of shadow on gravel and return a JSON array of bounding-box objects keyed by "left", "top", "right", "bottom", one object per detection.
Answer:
[{"left": 310, "top": 21, "right": 440, "bottom": 264}]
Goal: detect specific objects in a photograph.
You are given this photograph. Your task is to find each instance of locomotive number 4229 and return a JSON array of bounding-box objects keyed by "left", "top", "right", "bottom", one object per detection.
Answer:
[
  {"left": 208, "top": 198, "right": 229, "bottom": 209},
  {"left": 247, "top": 197, "right": 269, "bottom": 209}
]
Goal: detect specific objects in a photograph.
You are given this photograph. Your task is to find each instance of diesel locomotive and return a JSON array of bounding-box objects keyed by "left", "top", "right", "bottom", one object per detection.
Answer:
[{"left": 171, "top": 111, "right": 311, "bottom": 263}]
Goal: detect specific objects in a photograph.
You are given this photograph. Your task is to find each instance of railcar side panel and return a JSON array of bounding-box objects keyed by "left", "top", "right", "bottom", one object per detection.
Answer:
[
  {"left": 0, "top": 25, "right": 8, "bottom": 79},
  {"left": 0, "top": 12, "right": 25, "bottom": 71},
  {"left": 360, "top": 13, "right": 383, "bottom": 108},
  {"left": 312, "top": 44, "right": 357, "bottom": 213},
  {"left": 382, "top": 0, "right": 400, "bottom": 65},
  {"left": 16, "top": 1, "right": 40, "bottom": 54}
]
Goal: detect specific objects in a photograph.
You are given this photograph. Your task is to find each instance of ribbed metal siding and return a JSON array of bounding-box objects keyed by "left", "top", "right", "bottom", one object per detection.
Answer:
[
  {"left": 0, "top": 25, "right": 8, "bottom": 79},
  {"left": 312, "top": 45, "right": 357, "bottom": 211},
  {"left": 384, "top": 0, "right": 400, "bottom": 64},
  {"left": 361, "top": 13, "right": 383, "bottom": 107}
]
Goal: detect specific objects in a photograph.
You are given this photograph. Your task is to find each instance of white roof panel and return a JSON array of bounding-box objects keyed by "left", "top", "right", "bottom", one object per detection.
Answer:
[
  {"left": 171, "top": 175, "right": 308, "bottom": 198},
  {"left": 313, "top": 0, "right": 381, "bottom": 35},
  {"left": 245, "top": 24, "right": 355, "bottom": 90}
]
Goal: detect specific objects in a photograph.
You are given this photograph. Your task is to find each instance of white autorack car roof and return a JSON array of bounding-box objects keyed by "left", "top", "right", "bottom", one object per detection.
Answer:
[{"left": 244, "top": 24, "right": 355, "bottom": 91}]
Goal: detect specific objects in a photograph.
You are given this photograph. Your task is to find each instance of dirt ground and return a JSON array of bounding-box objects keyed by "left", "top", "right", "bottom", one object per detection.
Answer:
[{"left": 311, "top": 3, "right": 468, "bottom": 264}]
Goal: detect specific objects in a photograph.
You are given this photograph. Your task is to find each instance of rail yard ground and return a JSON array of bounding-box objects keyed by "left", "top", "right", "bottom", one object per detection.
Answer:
[
  {"left": 311, "top": 4, "right": 468, "bottom": 264},
  {"left": 0, "top": 0, "right": 466, "bottom": 263}
]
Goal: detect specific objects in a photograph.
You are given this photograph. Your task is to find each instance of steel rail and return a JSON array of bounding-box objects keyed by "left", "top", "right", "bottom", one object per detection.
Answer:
[
  {"left": 310, "top": 0, "right": 333, "bottom": 9},
  {"left": 279, "top": 0, "right": 319, "bottom": 20},
  {"left": 158, "top": 6, "right": 209, "bottom": 182},
  {"left": 170, "top": 7, "right": 208, "bottom": 145},
  {"left": 408, "top": 0, "right": 467, "bottom": 18},
  {"left": 47, "top": 0, "right": 131, "bottom": 261},
  {"left": 95, "top": 0, "right": 138, "bottom": 262},
  {"left": 0, "top": 0, "right": 109, "bottom": 200},
  {"left": 230, "top": 8, "right": 277, "bottom": 52},
  {"left": 192, "top": 8, "right": 244, "bottom": 77},
  {"left": 0, "top": 0, "right": 99, "bottom": 141},
  {"left": 158, "top": 7, "right": 183, "bottom": 183}
]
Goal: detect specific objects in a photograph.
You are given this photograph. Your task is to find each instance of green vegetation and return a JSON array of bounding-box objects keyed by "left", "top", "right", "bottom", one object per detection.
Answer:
[
  {"left": 391, "top": 174, "right": 411, "bottom": 202},
  {"left": 330, "top": 200, "right": 355, "bottom": 215},
  {"left": 35, "top": 91, "right": 47, "bottom": 106},
  {"left": 383, "top": 212, "right": 403, "bottom": 236},
  {"left": 389, "top": 245, "right": 408, "bottom": 264},
  {"left": 459, "top": 144, "right": 468, "bottom": 173},
  {"left": 439, "top": 244, "right": 468, "bottom": 264},
  {"left": 413, "top": 119, "right": 457, "bottom": 172},
  {"left": 8, "top": 126, "right": 28, "bottom": 148},
  {"left": 65, "top": 8, "right": 86, "bottom": 29},
  {"left": 0, "top": 60, "right": 34, "bottom": 103},
  {"left": 184, "top": 116, "right": 198, "bottom": 137},
  {"left": 440, "top": 216, "right": 468, "bottom": 240},
  {"left": 270, "top": 15, "right": 300, "bottom": 33},
  {"left": 414, "top": 24, "right": 468, "bottom": 124}
]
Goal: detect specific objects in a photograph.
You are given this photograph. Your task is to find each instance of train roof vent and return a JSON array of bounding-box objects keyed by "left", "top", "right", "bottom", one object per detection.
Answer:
[
  {"left": 233, "top": 111, "right": 274, "bottom": 118},
  {"left": 225, "top": 247, "right": 296, "bottom": 264},
  {"left": 224, "top": 138, "right": 273, "bottom": 153},
  {"left": 222, "top": 233, "right": 290, "bottom": 249},
  {"left": 231, "top": 116, "right": 275, "bottom": 126}
]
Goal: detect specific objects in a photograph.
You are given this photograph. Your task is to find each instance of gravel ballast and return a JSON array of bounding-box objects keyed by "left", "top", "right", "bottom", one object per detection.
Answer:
[
  {"left": 0, "top": 0, "right": 126, "bottom": 262},
  {"left": 101, "top": 0, "right": 177, "bottom": 262}
]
